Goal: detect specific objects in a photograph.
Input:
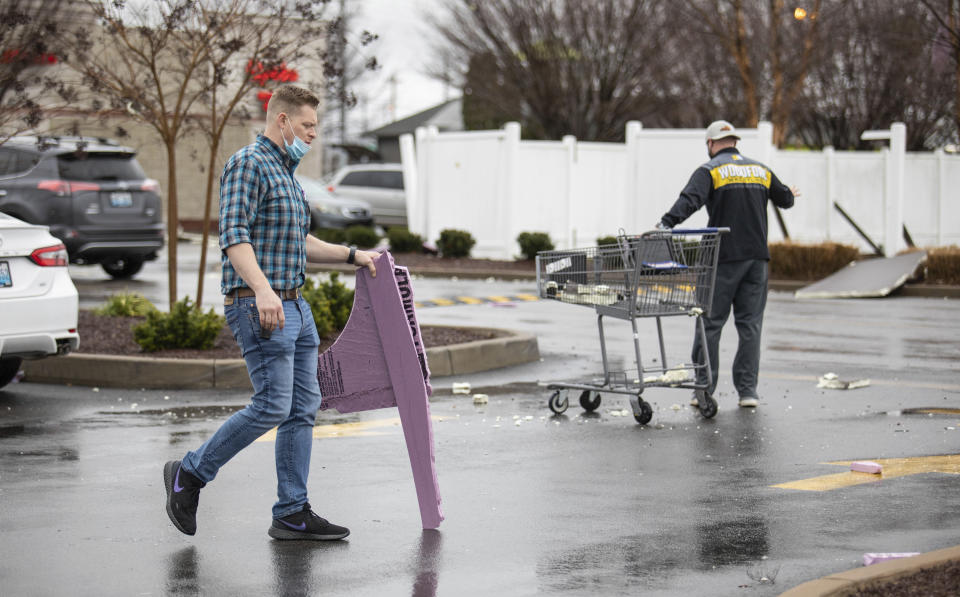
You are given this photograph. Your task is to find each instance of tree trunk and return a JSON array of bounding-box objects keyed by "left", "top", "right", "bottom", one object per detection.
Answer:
[
  {"left": 196, "top": 138, "right": 219, "bottom": 310},
  {"left": 768, "top": 0, "right": 788, "bottom": 145},
  {"left": 955, "top": 5, "right": 960, "bottom": 140},
  {"left": 165, "top": 139, "right": 178, "bottom": 309},
  {"left": 732, "top": 1, "right": 760, "bottom": 126}
]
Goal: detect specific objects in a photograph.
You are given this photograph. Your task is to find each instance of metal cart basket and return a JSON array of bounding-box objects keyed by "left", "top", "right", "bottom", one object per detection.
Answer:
[{"left": 535, "top": 228, "right": 728, "bottom": 423}]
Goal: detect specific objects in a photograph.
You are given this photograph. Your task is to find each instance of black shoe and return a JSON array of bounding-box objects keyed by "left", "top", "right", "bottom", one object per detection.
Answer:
[
  {"left": 164, "top": 460, "right": 204, "bottom": 536},
  {"left": 268, "top": 503, "right": 350, "bottom": 541}
]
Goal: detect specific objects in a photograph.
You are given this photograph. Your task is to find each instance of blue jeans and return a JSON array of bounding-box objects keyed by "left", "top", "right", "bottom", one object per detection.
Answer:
[
  {"left": 692, "top": 259, "right": 768, "bottom": 398},
  {"left": 181, "top": 296, "right": 322, "bottom": 519}
]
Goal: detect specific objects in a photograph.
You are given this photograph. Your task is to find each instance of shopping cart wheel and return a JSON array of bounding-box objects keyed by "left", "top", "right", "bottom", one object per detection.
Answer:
[
  {"left": 696, "top": 391, "right": 718, "bottom": 419},
  {"left": 578, "top": 390, "right": 601, "bottom": 412},
  {"left": 548, "top": 390, "right": 569, "bottom": 414},
  {"left": 629, "top": 395, "right": 654, "bottom": 425}
]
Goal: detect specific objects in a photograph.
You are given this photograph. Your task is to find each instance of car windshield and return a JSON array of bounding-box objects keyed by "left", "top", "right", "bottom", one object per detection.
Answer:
[
  {"left": 57, "top": 153, "right": 146, "bottom": 181},
  {"left": 296, "top": 176, "right": 327, "bottom": 196}
]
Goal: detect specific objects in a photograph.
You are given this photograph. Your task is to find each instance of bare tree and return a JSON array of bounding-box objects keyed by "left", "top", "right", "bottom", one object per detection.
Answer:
[
  {"left": 191, "top": 0, "right": 333, "bottom": 310},
  {"left": 430, "top": 0, "right": 676, "bottom": 141},
  {"left": 66, "top": 0, "right": 333, "bottom": 309},
  {"left": 920, "top": 0, "right": 960, "bottom": 144},
  {"left": 679, "top": 0, "right": 839, "bottom": 146},
  {"left": 67, "top": 0, "right": 224, "bottom": 307},
  {"left": 320, "top": 0, "right": 379, "bottom": 145},
  {"left": 0, "top": 0, "right": 81, "bottom": 143},
  {"left": 793, "top": 0, "right": 955, "bottom": 150}
]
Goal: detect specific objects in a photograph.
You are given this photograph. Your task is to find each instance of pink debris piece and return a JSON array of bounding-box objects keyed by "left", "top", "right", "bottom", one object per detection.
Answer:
[
  {"left": 850, "top": 461, "right": 883, "bottom": 474},
  {"left": 863, "top": 553, "right": 921, "bottom": 566},
  {"left": 317, "top": 251, "right": 443, "bottom": 529}
]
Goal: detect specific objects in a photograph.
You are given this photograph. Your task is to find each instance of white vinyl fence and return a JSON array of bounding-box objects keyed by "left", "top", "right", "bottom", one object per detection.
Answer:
[{"left": 400, "top": 121, "right": 959, "bottom": 260}]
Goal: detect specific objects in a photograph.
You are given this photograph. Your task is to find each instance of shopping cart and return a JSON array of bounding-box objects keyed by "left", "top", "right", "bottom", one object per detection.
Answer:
[{"left": 535, "top": 228, "right": 728, "bottom": 424}]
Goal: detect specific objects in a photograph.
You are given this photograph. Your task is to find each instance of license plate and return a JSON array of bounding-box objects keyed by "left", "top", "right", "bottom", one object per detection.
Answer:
[
  {"left": 110, "top": 192, "right": 133, "bottom": 207},
  {"left": 0, "top": 261, "right": 11, "bottom": 287}
]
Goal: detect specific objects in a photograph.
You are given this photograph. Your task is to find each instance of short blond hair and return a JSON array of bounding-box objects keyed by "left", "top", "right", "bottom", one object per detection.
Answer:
[{"left": 266, "top": 85, "right": 320, "bottom": 118}]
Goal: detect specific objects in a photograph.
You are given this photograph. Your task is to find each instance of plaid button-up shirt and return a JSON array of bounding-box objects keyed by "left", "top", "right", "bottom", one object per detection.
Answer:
[{"left": 219, "top": 135, "right": 310, "bottom": 294}]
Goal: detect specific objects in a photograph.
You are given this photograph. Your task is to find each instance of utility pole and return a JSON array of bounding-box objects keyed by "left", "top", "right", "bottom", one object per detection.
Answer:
[
  {"left": 338, "top": 0, "right": 347, "bottom": 144},
  {"left": 389, "top": 72, "right": 398, "bottom": 122}
]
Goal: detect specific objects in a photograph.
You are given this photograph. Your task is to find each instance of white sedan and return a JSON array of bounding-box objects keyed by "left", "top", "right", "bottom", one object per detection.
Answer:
[{"left": 0, "top": 213, "right": 79, "bottom": 389}]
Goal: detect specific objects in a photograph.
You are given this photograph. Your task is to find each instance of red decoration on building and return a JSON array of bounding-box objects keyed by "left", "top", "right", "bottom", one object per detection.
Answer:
[
  {"left": 246, "top": 60, "right": 300, "bottom": 111},
  {"left": 1, "top": 49, "right": 58, "bottom": 65}
]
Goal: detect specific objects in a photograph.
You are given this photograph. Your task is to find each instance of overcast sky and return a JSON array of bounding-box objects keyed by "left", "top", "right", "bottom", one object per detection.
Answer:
[{"left": 348, "top": 0, "right": 454, "bottom": 134}]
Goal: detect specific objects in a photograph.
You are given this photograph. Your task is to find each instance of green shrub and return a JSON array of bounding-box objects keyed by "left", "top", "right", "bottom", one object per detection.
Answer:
[
  {"left": 313, "top": 228, "right": 346, "bottom": 244},
  {"left": 768, "top": 242, "right": 860, "bottom": 280},
  {"left": 387, "top": 227, "right": 424, "bottom": 253},
  {"left": 596, "top": 235, "right": 618, "bottom": 247},
  {"left": 302, "top": 273, "right": 355, "bottom": 338},
  {"left": 132, "top": 297, "right": 225, "bottom": 352},
  {"left": 516, "top": 231, "right": 554, "bottom": 260},
  {"left": 95, "top": 292, "right": 156, "bottom": 317},
  {"left": 344, "top": 225, "right": 380, "bottom": 248},
  {"left": 924, "top": 246, "right": 960, "bottom": 285},
  {"left": 436, "top": 228, "right": 476, "bottom": 258}
]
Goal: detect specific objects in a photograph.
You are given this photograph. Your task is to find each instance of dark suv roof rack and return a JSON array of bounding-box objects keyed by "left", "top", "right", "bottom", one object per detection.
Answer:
[{"left": 15, "top": 135, "right": 122, "bottom": 151}]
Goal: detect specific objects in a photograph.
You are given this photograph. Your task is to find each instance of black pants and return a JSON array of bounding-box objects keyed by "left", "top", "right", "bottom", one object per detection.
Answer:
[{"left": 692, "top": 259, "right": 768, "bottom": 398}]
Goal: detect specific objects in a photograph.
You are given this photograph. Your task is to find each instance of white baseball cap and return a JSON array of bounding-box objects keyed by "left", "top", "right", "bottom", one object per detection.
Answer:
[{"left": 705, "top": 120, "right": 740, "bottom": 141}]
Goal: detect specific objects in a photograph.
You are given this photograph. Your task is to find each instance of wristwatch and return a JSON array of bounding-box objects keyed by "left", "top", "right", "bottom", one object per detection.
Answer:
[{"left": 346, "top": 246, "right": 356, "bottom": 264}]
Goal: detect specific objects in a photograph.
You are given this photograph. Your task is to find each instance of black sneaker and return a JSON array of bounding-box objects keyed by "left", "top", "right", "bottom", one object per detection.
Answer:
[
  {"left": 163, "top": 460, "right": 204, "bottom": 536},
  {"left": 268, "top": 503, "right": 350, "bottom": 541}
]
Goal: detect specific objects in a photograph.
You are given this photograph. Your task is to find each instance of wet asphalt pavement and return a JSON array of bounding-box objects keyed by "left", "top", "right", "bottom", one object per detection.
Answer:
[
  {"left": 2, "top": 246, "right": 959, "bottom": 596},
  {"left": 1, "top": 360, "right": 958, "bottom": 596}
]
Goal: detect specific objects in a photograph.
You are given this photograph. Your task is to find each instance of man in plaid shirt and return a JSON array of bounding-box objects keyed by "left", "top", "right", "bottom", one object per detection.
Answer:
[{"left": 164, "top": 85, "right": 379, "bottom": 541}]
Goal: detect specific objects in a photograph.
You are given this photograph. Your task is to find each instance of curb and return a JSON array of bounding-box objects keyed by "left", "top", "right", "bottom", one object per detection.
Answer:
[
  {"left": 20, "top": 328, "right": 540, "bottom": 390},
  {"left": 780, "top": 545, "right": 960, "bottom": 596},
  {"left": 308, "top": 262, "right": 538, "bottom": 281},
  {"left": 310, "top": 265, "right": 960, "bottom": 297}
]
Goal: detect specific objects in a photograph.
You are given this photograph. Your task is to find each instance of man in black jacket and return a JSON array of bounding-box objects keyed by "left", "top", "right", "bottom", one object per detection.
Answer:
[{"left": 658, "top": 120, "right": 798, "bottom": 409}]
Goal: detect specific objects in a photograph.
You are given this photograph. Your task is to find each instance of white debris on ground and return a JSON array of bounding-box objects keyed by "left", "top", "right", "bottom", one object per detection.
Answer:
[
  {"left": 850, "top": 460, "right": 883, "bottom": 474},
  {"left": 862, "top": 553, "right": 921, "bottom": 566},
  {"left": 643, "top": 367, "right": 692, "bottom": 386},
  {"left": 452, "top": 382, "right": 471, "bottom": 395},
  {"left": 817, "top": 372, "right": 870, "bottom": 390},
  {"left": 472, "top": 394, "right": 489, "bottom": 405}
]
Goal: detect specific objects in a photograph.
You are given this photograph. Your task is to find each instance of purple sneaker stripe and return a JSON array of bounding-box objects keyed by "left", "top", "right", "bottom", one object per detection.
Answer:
[
  {"left": 173, "top": 465, "right": 184, "bottom": 493},
  {"left": 279, "top": 519, "right": 307, "bottom": 531}
]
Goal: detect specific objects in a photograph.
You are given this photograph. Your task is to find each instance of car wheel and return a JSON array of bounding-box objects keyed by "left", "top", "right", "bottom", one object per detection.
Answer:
[
  {"left": 0, "top": 357, "right": 23, "bottom": 389},
  {"left": 101, "top": 257, "right": 144, "bottom": 279}
]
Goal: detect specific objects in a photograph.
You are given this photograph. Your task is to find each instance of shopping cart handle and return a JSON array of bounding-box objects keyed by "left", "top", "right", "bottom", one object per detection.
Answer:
[{"left": 668, "top": 227, "right": 730, "bottom": 235}]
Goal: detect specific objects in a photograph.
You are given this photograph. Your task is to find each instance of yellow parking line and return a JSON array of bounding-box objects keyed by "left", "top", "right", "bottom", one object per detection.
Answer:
[
  {"left": 487, "top": 295, "right": 512, "bottom": 303},
  {"left": 771, "top": 454, "right": 960, "bottom": 491},
  {"left": 430, "top": 298, "right": 456, "bottom": 306},
  {"left": 513, "top": 294, "right": 540, "bottom": 301},
  {"left": 457, "top": 296, "right": 485, "bottom": 305},
  {"left": 256, "top": 416, "right": 445, "bottom": 442}
]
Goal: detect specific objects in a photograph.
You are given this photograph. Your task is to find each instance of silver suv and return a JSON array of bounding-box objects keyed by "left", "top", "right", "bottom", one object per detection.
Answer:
[{"left": 324, "top": 163, "right": 406, "bottom": 227}]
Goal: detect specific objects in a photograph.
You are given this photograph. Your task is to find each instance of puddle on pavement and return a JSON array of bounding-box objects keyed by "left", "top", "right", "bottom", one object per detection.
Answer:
[
  {"left": 897, "top": 407, "right": 960, "bottom": 417},
  {"left": 767, "top": 343, "right": 880, "bottom": 356},
  {"left": 97, "top": 405, "right": 245, "bottom": 418},
  {"left": 3, "top": 447, "right": 79, "bottom": 461},
  {"left": 0, "top": 425, "right": 28, "bottom": 438},
  {"left": 94, "top": 405, "right": 366, "bottom": 428}
]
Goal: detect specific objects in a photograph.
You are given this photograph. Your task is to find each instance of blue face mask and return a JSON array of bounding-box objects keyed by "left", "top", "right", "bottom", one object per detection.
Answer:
[{"left": 283, "top": 119, "right": 311, "bottom": 161}]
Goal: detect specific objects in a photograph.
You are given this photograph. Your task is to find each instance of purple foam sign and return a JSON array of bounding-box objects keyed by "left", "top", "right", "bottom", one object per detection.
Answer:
[{"left": 317, "top": 251, "right": 442, "bottom": 529}]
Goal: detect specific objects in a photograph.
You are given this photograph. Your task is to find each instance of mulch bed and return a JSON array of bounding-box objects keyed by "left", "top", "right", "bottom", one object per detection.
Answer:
[
  {"left": 389, "top": 253, "right": 536, "bottom": 276},
  {"left": 835, "top": 559, "right": 960, "bottom": 597},
  {"left": 76, "top": 310, "right": 504, "bottom": 360}
]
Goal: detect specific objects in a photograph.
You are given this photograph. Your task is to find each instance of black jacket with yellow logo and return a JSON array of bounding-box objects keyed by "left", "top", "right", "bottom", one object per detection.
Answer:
[{"left": 660, "top": 147, "right": 794, "bottom": 263}]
